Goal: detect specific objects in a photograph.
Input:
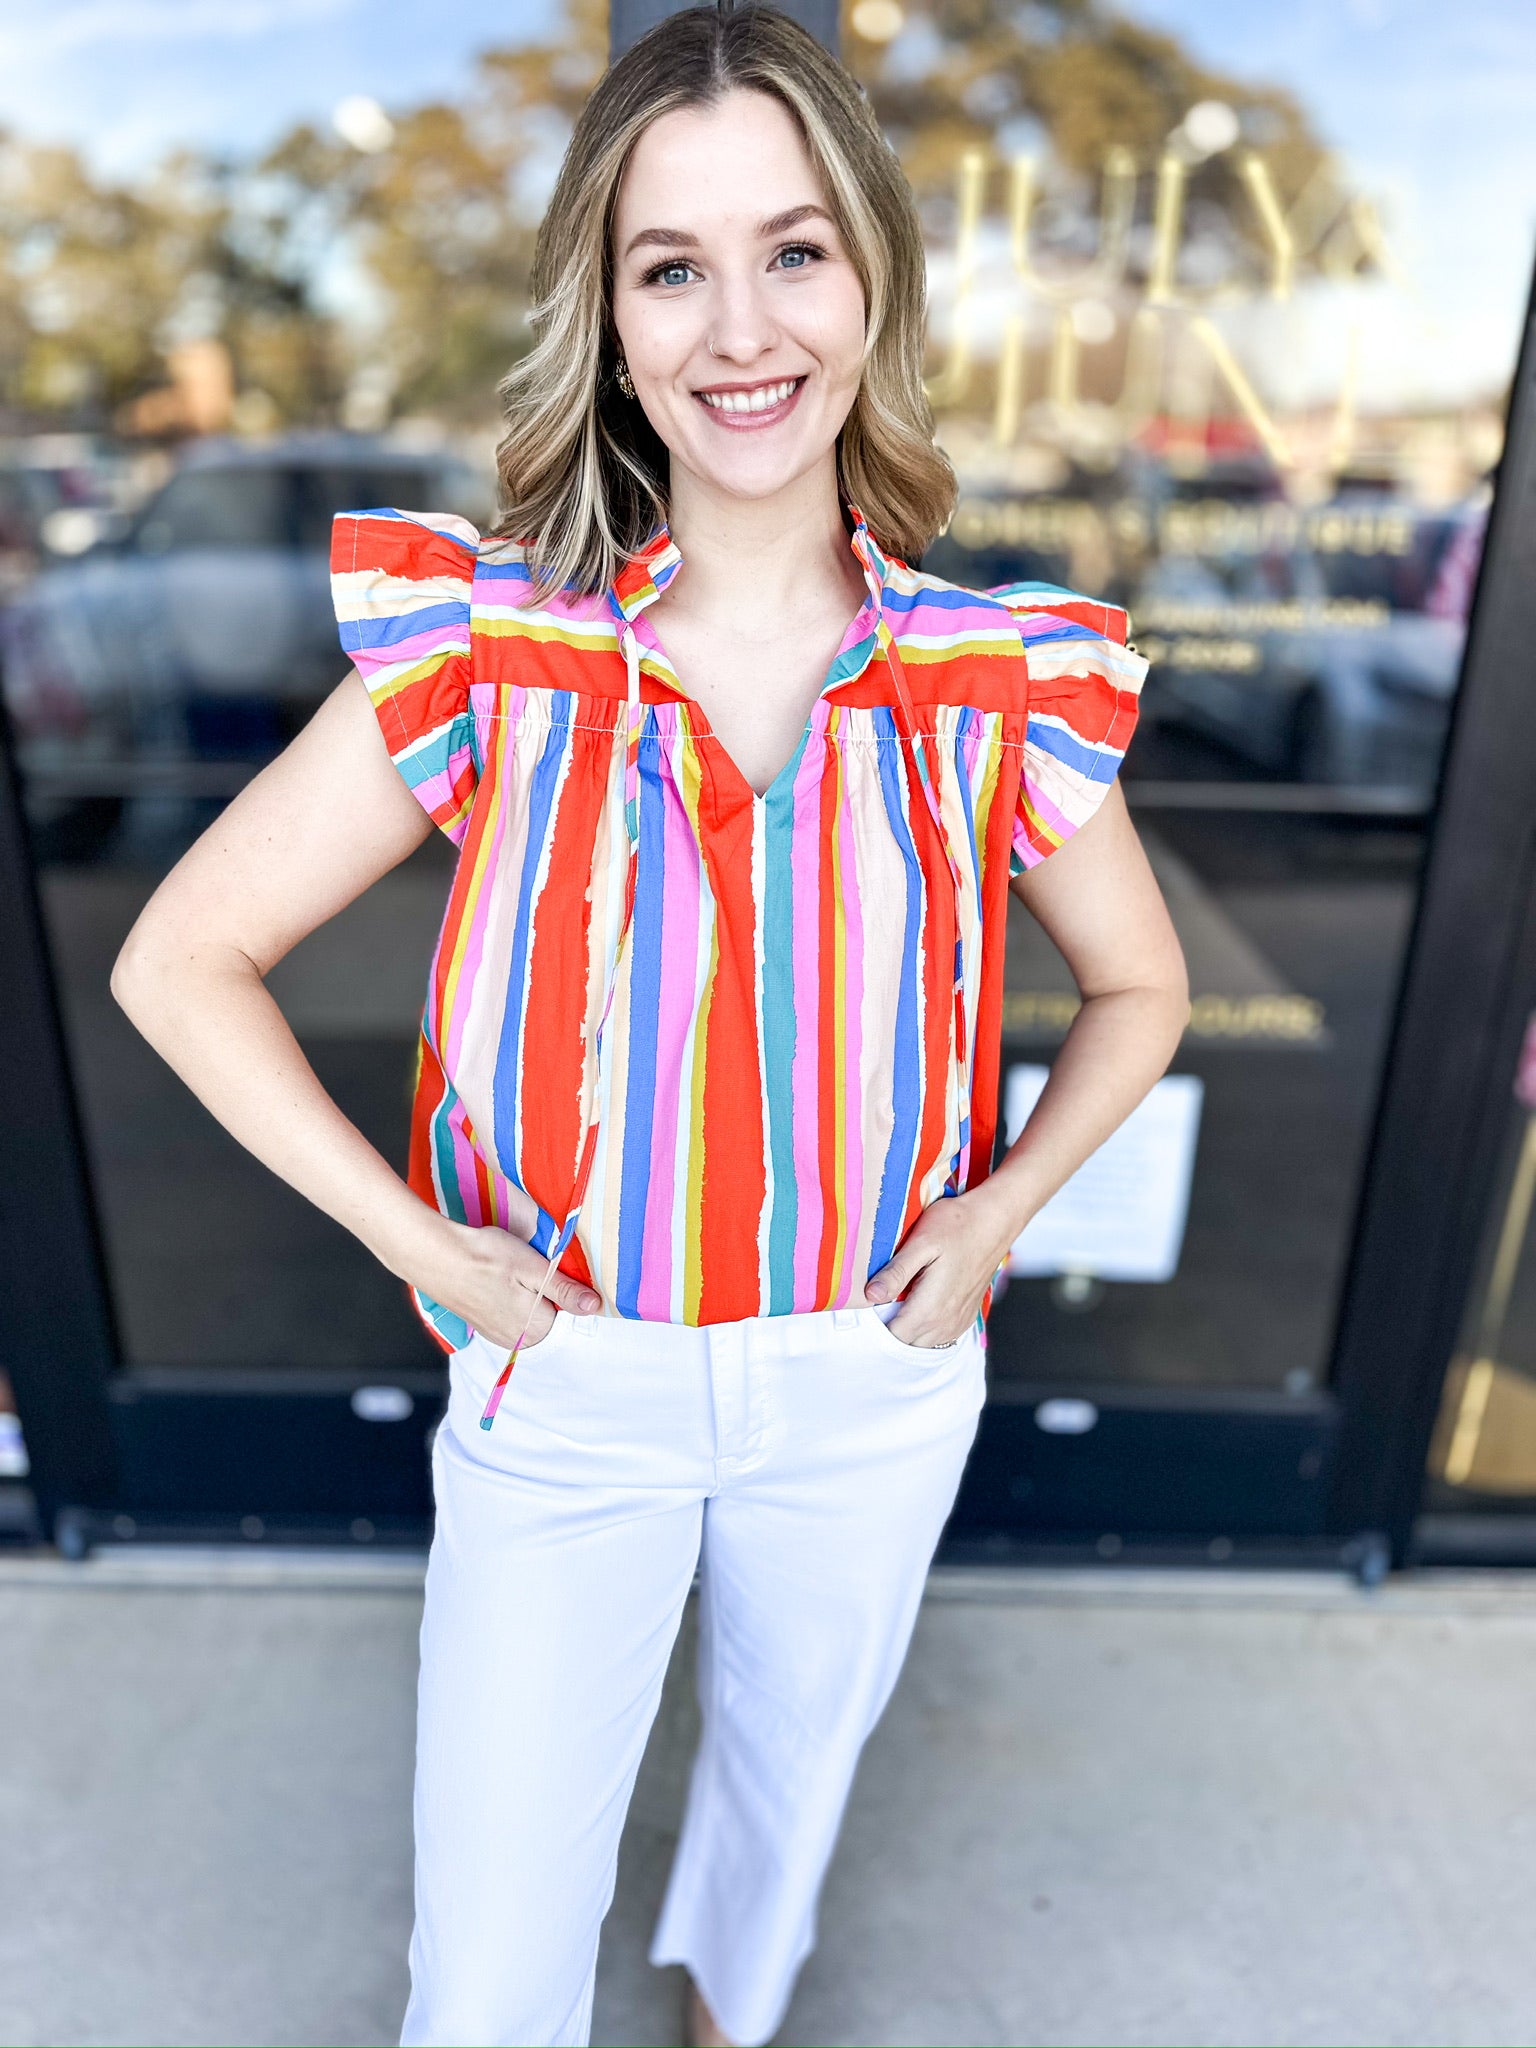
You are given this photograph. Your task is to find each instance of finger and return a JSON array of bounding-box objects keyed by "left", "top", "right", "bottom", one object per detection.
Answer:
[
  {"left": 865, "top": 1235, "right": 939, "bottom": 1305},
  {"left": 885, "top": 1262, "right": 963, "bottom": 1347},
  {"left": 548, "top": 1268, "right": 602, "bottom": 1314}
]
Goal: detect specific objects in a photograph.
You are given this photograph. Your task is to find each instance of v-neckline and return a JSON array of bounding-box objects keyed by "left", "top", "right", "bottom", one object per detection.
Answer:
[
  {"left": 608, "top": 495, "right": 892, "bottom": 806},
  {"left": 627, "top": 592, "right": 881, "bottom": 806}
]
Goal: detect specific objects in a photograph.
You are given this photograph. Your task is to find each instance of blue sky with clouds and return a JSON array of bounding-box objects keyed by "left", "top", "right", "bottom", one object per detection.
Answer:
[
  {"left": 1, "top": 0, "right": 1531, "bottom": 406},
  {"left": 0, "top": 0, "right": 564, "bottom": 173},
  {"left": 1125, "top": 0, "right": 1536, "bottom": 402}
]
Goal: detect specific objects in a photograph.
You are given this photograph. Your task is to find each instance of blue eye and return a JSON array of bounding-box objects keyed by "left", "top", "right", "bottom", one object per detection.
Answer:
[
  {"left": 776, "top": 241, "right": 827, "bottom": 271},
  {"left": 642, "top": 258, "right": 696, "bottom": 288}
]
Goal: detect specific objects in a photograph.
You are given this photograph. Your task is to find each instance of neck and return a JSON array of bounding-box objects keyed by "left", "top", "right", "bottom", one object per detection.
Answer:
[{"left": 659, "top": 455, "right": 864, "bottom": 621}]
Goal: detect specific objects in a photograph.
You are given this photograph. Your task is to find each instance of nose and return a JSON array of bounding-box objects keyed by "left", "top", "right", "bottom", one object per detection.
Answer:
[{"left": 704, "top": 262, "right": 778, "bottom": 367}]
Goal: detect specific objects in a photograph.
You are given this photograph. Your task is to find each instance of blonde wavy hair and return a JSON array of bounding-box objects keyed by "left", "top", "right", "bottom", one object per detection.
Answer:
[{"left": 489, "top": 2, "right": 957, "bottom": 601}]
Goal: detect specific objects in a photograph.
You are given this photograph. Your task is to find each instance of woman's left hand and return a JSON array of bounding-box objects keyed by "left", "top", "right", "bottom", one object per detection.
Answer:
[{"left": 863, "top": 1183, "right": 1023, "bottom": 1348}]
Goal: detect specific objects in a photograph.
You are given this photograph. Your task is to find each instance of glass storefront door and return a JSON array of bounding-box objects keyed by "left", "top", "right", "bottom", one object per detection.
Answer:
[
  {"left": 839, "top": 0, "right": 1536, "bottom": 1553},
  {"left": 4, "top": 0, "right": 1536, "bottom": 1561},
  {"left": 1, "top": 447, "right": 496, "bottom": 1543}
]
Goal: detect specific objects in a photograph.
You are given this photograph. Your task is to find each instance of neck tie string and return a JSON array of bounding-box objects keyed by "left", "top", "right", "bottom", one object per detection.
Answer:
[{"left": 477, "top": 622, "right": 645, "bottom": 1432}]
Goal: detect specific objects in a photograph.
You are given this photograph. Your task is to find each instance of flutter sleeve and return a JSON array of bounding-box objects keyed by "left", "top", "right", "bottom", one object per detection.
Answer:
[
  {"left": 989, "top": 581, "right": 1150, "bottom": 874},
  {"left": 330, "top": 506, "right": 481, "bottom": 846}
]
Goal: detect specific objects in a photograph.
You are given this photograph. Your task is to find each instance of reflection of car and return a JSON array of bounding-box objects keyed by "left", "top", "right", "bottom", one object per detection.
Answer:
[
  {"left": 1135, "top": 497, "right": 1489, "bottom": 791},
  {"left": 0, "top": 442, "right": 122, "bottom": 595},
  {"left": 2, "top": 434, "right": 492, "bottom": 853}
]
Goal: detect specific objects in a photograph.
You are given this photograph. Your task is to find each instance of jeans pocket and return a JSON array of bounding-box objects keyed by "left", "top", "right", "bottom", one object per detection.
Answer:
[
  {"left": 862, "top": 1304, "right": 970, "bottom": 1362},
  {"left": 448, "top": 1308, "right": 570, "bottom": 1420}
]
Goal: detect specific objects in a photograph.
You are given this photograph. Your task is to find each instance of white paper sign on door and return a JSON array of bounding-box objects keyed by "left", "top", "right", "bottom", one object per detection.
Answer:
[{"left": 1002, "top": 1064, "right": 1204, "bottom": 1283}]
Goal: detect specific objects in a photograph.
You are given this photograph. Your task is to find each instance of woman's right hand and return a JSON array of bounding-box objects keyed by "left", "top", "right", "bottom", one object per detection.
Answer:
[{"left": 405, "top": 1213, "right": 603, "bottom": 1353}]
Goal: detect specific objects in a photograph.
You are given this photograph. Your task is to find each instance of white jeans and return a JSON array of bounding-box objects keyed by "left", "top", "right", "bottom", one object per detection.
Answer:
[{"left": 402, "top": 1301, "right": 987, "bottom": 2048}]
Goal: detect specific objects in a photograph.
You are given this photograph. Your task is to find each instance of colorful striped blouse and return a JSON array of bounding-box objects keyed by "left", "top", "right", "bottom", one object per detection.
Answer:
[{"left": 330, "top": 497, "right": 1146, "bottom": 1384}]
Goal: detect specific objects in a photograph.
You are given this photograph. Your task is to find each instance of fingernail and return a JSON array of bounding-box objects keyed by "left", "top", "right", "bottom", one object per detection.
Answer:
[
  {"left": 866, "top": 1283, "right": 887, "bottom": 1302},
  {"left": 578, "top": 1292, "right": 600, "bottom": 1312}
]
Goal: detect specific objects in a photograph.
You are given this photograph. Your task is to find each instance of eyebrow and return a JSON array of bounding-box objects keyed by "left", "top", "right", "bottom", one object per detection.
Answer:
[{"left": 621, "top": 203, "right": 835, "bottom": 262}]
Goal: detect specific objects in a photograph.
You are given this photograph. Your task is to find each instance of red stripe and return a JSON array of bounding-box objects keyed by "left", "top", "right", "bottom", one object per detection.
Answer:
[
  {"left": 966, "top": 744, "right": 1020, "bottom": 1191},
  {"left": 1028, "top": 664, "right": 1138, "bottom": 751},
  {"left": 519, "top": 733, "right": 607, "bottom": 1236},
  {"left": 694, "top": 774, "right": 767, "bottom": 1324}
]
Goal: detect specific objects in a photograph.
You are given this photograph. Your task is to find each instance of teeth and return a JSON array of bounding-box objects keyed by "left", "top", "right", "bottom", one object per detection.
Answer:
[{"left": 700, "top": 378, "right": 799, "bottom": 413}]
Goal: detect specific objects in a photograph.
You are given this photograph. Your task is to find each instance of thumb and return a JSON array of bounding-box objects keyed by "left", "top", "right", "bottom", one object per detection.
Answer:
[
  {"left": 549, "top": 1268, "right": 602, "bottom": 1315},
  {"left": 865, "top": 1234, "right": 938, "bottom": 1305}
]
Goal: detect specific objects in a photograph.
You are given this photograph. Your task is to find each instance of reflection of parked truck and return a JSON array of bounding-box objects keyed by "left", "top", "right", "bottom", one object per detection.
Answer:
[
  {"left": 2, "top": 433, "right": 491, "bottom": 855},
  {"left": 1134, "top": 496, "right": 1488, "bottom": 792}
]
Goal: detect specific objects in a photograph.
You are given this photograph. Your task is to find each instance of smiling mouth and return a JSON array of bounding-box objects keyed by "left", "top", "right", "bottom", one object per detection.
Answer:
[{"left": 694, "top": 375, "right": 806, "bottom": 420}]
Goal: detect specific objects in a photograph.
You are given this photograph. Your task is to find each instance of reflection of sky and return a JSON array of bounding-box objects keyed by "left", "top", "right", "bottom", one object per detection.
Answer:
[
  {"left": 1122, "top": 0, "right": 1536, "bottom": 405},
  {"left": 0, "top": 0, "right": 563, "bottom": 173},
  {"left": 1, "top": 0, "right": 1530, "bottom": 408}
]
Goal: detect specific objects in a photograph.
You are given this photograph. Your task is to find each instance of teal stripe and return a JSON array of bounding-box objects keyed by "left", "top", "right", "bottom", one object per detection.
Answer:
[
  {"left": 761, "top": 729, "right": 807, "bottom": 1311},
  {"left": 430, "top": 1089, "right": 471, "bottom": 1225}
]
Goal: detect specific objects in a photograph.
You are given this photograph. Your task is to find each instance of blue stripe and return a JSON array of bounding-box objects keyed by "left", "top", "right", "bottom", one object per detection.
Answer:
[
  {"left": 342, "top": 599, "right": 469, "bottom": 654},
  {"left": 1028, "top": 712, "right": 1123, "bottom": 782},
  {"left": 878, "top": 580, "right": 1014, "bottom": 621},
  {"left": 491, "top": 696, "right": 569, "bottom": 1255},
  {"left": 476, "top": 557, "right": 540, "bottom": 587}
]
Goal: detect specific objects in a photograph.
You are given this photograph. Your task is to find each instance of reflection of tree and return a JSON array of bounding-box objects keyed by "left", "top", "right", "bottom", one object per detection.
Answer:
[
  {"left": 854, "top": 0, "right": 1329, "bottom": 291},
  {"left": 255, "top": 0, "right": 605, "bottom": 424},
  {"left": 0, "top": 139, "right": 216, "bottom": 418},
  {"left": 0, "top": 0, "right": 605, "bottom": 435},
  {"left": 0, "top": 0, "right": 1325, "bottom": 436}
]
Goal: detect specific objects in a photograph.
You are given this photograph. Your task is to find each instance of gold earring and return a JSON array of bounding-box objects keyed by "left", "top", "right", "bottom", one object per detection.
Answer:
[{"left": 615, "top": 355, "right": 636, "bottom": 400}]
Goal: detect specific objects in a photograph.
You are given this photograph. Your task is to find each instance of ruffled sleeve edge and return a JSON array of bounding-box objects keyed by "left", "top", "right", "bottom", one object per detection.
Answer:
[
  {"left": 329, "top": 507, "right": 482, "bottom": 843},
  {"left": 986, "top": 580, "right": 1150, "bottom": 873}
]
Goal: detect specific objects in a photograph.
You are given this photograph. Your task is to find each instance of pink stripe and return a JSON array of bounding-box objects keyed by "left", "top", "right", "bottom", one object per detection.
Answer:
[
  {"left": 835, "top": 720, "right": 865, "bottom": 1304},
  {"left": 903, "top": 595, "right": 1017, "bottom": 634},
  {"left": 444, "top": 1095, "right": 486, "bottom": 1225},
  {"left": 789, "top": 721, "right": 826, "bottom": 1300},
  {"left": 635, "top": 723, "right": 700, "bottom": 1318},
  {"left": 410, "top": 744, "right": 475, "bottom": 819},
  {"left": 1016, "top": 767, "right": 1078, "bottom": 845},
  {"left": 356, "top": 624, "right": 469, "bottom": 678},
  {"left": 960, "top": 713, "right": 984, "bottom": 789},
  {"left": 440, "top": 719, "right": 510, "bottom": 1076}
]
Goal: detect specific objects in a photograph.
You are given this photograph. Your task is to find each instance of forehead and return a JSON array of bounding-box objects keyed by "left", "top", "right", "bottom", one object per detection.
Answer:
[{"left": 612, "top": 90, "right": 824, "bottom": 240}]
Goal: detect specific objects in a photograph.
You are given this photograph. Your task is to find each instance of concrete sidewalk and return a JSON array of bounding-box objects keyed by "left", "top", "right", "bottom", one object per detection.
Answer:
[{"left": 2, "top": 1552, "right": 1534, "bottom": 2047}]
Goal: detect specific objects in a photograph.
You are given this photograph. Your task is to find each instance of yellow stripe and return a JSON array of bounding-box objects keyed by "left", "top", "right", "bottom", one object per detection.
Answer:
[
  {"left": 974, "top": 713, "right": 1006, "bottom": 851},
  {"left": 893, "top": 632, "right": 1022, "bottom": 666},
  {"left": 367, "top": 644, "right": 464, "bottom": 710}
]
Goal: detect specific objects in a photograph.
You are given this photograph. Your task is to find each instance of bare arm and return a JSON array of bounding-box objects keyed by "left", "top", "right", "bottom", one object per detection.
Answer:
[
  {"left": 865, "top": 779, "right": 1190, "bottom": 1343},
  {"left": 110, "top": 669, "right": 602, "bottom": 1349}
]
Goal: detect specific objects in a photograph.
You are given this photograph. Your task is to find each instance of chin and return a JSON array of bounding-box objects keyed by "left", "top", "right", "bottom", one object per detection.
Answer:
[{"left": 682, "top": 434, "right": 832, "bottom": 503}]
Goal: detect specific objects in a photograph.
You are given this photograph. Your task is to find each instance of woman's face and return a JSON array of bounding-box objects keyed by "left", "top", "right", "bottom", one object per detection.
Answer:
[{"left": 609, "top": 88, "right": 867, "bottom": 508}]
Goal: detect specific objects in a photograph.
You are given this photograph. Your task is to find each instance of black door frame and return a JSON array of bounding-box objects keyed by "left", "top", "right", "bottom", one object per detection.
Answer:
[{"left": 6, "top": 2, "right": 1536, "bottom": 1565}]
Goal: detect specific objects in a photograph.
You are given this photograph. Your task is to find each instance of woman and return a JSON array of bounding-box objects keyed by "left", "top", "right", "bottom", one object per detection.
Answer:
[{"left": 112, "top": 7, "right": 1188, "bottom": 2044}]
